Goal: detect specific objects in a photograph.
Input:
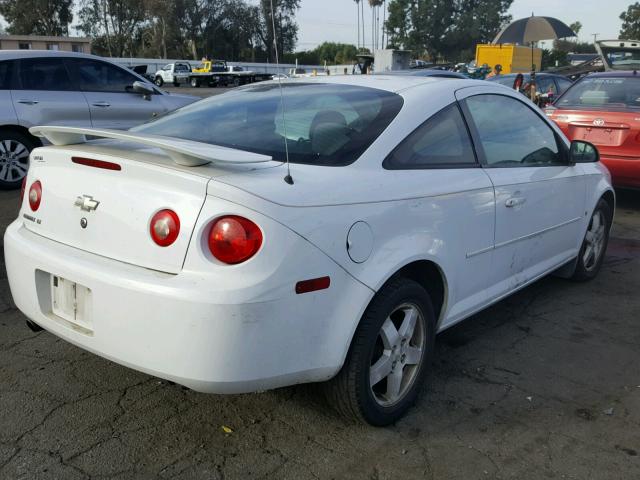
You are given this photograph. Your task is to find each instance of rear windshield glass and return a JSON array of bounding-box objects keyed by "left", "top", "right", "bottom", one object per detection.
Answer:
[
  {"left": 557, "top": 77, "right": 640, "bottom": 110},
  {"left": 133, "top": 83, "right": 404, "bottom": 166}
]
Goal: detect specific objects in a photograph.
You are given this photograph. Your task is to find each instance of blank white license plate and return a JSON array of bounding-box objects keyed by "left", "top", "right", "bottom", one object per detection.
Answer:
[{"left": 51, "top": 276, "right": 92, "bottom": 332}]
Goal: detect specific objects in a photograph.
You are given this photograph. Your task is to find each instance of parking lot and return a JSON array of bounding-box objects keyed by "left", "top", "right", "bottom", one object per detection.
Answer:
[{"left": 0, "top": 151, "right": 639, "bottom": 480}]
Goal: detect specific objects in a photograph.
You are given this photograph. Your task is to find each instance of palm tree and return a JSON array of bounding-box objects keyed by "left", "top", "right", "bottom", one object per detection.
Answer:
[
  {"left": 354, "top": 0, "right": 361, "bottom": 49},
  {"left": 369, "top": 0, "right": 384, "bottom": 51}
]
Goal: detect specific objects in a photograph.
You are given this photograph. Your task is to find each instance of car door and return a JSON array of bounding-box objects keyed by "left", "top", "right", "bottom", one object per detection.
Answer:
[
  {"left": 12, "top": 57, "right": 91, "bottom": 128},
  {"left": 383, "top": 102, "right": 496, "bottom": 327},
  {"left": 65, "top": 57, "right": 169, "bottom": 129},
  {"left": 457, "top": 89, "right": 586, "bottom": 300}
]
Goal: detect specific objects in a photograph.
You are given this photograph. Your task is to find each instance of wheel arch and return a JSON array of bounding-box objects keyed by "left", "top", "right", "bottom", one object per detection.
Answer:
[
  {"left": 601, "top": 189, "right": 615, "bottom": 218},
  {"left": 387, "top": 259, "right": 448, "bottom": 327},
  {"left": 0, "top": 124, "right": 42, "bottom": 146}
]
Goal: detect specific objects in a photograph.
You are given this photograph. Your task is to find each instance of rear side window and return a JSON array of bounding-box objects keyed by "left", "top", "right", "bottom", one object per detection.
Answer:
[
  {"left": 0, "top": 60, "right": 16, "bottom": 89},
  {"left": 384, "top": 104, "right": 476, "bottom": 169},
  {"left": 65, "top": 58, "right": 141, "bottom": 93},
  {"left": 134, "top": 83, "right": 404, "bottom": 166},
  {"left": 19, "top": 58, "right": 74, "bottom": 91}
]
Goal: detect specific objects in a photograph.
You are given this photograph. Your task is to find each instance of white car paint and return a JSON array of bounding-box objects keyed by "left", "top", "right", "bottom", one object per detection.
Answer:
[{"left": 4, "top": 76, "right": 614, "bottom": 394}]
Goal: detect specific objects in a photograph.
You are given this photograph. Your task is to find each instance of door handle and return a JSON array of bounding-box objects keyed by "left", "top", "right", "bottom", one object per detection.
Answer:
[
  {"left": 92, "top": 102, "right": 111, "bottom": 107},
  {"left": 17, "top": 100, "right": 39, "bottom": 105},
  {"left": 505, "top": 197, "right": 526, "bottom": 208}
]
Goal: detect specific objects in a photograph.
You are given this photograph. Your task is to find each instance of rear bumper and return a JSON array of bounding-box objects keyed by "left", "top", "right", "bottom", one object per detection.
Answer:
[
  {"left": 4, "top": 220, "right": 373, "bottom": 393},
  {"left": 600, "top": 155, "right": 640, "bottom": 189}
]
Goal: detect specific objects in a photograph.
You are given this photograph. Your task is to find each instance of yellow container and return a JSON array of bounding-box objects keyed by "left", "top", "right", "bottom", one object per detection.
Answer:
[{"left": 475, "top": 44, "right": 542, "bottom": 73}]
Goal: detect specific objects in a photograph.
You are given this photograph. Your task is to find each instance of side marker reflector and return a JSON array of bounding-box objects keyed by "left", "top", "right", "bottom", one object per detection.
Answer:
[
  {"left": 295, "top": 276, "right": 330, "bottom": 294},
  {"left": 72, "top": 157, "right": 122, "bottom": 171}
]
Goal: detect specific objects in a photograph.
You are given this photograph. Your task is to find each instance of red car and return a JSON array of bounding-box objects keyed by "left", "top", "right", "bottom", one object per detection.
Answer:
[{"left": 546, "top": 72, "right": 640, "bottom": 189}]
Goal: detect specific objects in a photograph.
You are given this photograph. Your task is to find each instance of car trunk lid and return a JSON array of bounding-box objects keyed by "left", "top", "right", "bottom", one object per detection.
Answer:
[
  {"left": 22, "top": 140, "right": 277, "bottom": 274},
  {"left": 549, "top": 109, "right": 640, "bottom": 157}
]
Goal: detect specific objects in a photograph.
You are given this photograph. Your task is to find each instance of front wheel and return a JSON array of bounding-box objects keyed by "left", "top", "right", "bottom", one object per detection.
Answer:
[
  {"left": 154, "top": 76, "right": 164, "bottom": 87},
  {"left": 322, "top": 278, "right": 436, "bottom": 426},
  {"left": 571, "top": 198, "right": 612, "bottom": 281},
  {"left": 0, "top": 130, "right": 37, "bottom": 190}
]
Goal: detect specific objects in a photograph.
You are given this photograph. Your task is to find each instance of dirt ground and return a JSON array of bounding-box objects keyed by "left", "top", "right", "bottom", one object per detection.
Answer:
[{"left": 0, "top": 180, "right": 639, "bottom": 479}]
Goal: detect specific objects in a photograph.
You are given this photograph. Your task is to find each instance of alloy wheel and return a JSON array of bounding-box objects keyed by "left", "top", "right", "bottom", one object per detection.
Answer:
[
  {"left": 369, "top": 303, "right": 426, "bottom": 407},
  {"left": 0, "top": 139, "right": 29, "bottom": 183},
  {"left": 583, "top": 209, "right": 606, "bottom": 272}
]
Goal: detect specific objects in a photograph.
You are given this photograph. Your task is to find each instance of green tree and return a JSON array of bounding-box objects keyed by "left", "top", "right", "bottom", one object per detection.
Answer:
[
  {"left": 77, "top": 0, "right": 147, "bottom": 57},
  {"left": 569, "top": 21, "right": 582, "bottom": 36},
  {"left": 0, "top": 0, "right": 73, "bottom": 36},
  {"left": 385, "top": 0, "right": 512, "bottom": 61},
  {"left": 256, "top": 0, "right": 300, "bottom": 62},
  {"left": 620, "top": 2, "right": 640, "bottom": 40}
]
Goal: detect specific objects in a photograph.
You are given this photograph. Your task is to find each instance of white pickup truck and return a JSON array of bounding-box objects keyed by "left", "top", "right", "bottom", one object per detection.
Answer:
[{"left": 154, "top": 63, "right": 191, "bottom": 87}]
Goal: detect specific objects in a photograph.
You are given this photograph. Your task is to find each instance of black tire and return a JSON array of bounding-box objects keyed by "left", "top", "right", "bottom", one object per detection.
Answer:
[
  {"left": 232, "top": 77, "right": 241, "bottom": 88},
  {"left": 154, "top": 76, "right": 164, "bottom": 87},
  {"left": 191, "top": 78, "right": 200, "bottom": 88},
  {"left": 571, "top": 198, "right": 612, "bottom": 281},
  {"left": 322, "top": 277, "right": 436, "bottom": 426},
  {"left": 0, "top": 130, "right": 38, "bottom": 190}
]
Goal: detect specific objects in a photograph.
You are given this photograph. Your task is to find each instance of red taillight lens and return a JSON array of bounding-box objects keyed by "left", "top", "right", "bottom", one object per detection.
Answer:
[
  {"left": 20, "top": 177, "right": 26, "bottom": 203},
  {"left": 208, "top": 216, "right": 263, "bottom": 264},
  {"left": 28, "top": 180, "right": 42, "bottom": 211},
  {"left": 72, "top": 157, "right": 122, "bottom": 171},
  {"left": 150, "top": 209, "right": 180, "bottom": 247}
]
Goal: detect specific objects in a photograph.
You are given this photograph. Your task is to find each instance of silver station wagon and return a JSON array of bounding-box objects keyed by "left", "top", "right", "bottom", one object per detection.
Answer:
[{"left": 0, "top": 51, "right": 197, "bottom": 189}]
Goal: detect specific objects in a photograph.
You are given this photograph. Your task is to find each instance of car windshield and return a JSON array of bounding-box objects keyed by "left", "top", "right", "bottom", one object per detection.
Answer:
[
  {"left": 175, "top": 64, "right": 190, "bottom": 72},
  {"left": 557, "top": 76, "right": 640, "bottom": 110},
  {"left": 133, "top": 83, "right": 404, "bottom": 166},
  {"left": 601, "top": 49, "right": 640, "bottom": 70}
]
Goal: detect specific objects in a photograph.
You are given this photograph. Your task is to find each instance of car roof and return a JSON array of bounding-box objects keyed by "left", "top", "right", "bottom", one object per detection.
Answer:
[
  {"left": 585, "top": 71, "right": 640, "bottom": 78},
  {"left": 487, "top": 72, "right": 563, "bottom": 79},
  {"left": 375, "top": 69, "right": 467, "bottom": 79},
  {"left": 0, "top": 50, "right": 109, "bottom": 61},
  {"left": 274, "top": 74, "right": 474, "bottom": 93}
]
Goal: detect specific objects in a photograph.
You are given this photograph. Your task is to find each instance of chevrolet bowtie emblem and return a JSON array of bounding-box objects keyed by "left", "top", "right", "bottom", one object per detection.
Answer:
[{"left": 74, "top": 195, "right": 100, "bottom": 212}]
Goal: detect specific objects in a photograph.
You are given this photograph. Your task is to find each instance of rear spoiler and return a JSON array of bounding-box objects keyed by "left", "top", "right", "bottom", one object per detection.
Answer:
[{"left": 29, "top": 126, "right": 272, "bottom": 167}]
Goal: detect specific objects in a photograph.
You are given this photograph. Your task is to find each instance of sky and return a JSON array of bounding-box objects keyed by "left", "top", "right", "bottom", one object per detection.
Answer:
[{"left": 293, "top": 0, "right": 631, "bottom": 50}]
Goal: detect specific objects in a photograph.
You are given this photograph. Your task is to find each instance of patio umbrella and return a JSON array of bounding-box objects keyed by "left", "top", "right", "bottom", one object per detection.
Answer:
[
  {"left": 492, "top": 15, "right": 576, "bottom": 100},
  {"left": 492, "top": 16, "right": 576, "bottom": 47}
]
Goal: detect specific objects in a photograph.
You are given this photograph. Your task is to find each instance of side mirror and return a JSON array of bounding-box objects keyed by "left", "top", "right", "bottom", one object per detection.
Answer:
[
  {"left": 569, "top": 140, "right": 600, "bottom": 163},
  {"left": 132, "top": 81, "right": 154, "bottom": 101}
]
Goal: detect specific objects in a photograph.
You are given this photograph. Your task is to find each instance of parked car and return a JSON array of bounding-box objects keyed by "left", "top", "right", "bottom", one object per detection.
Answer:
[
  {"left": 154, "top": 62, "right": 192, "bottom": 87},
  {"left": 0, "top": 51, "right": 198, "bottom": 189},
  {"left": 546, "top": 71, "right": 640, "bottom": 189},
  {"left": 377, "top": 69, "right": 468, "bottom": 79},
  {"left": 6, "top": 76, "right": 614, "bottom": 426},
  {"left": 486, "top": 72, "right": 574, "bottom": 96}
]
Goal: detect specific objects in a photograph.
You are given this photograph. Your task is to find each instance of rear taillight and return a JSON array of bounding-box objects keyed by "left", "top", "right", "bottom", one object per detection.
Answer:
[
  {"left": 28, "top": 180, "right": 42, "bottom": 211},
  {"left": 208, "top": 216, "right": 263, "bottom": 264},
  {"left": 20, "top": 177, "right": 26, "bottom": 203},
  {"left": 150, "top": 209, "right": 180, "bottom": 247}
]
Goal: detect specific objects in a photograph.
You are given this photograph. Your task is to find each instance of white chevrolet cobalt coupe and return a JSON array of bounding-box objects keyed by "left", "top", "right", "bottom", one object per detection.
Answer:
[{"left": 5, "top": 76, "right": 614, "bottom": 425}]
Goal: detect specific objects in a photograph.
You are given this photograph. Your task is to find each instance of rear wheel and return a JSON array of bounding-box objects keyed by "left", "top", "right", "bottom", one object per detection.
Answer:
[
  {"left": 323, "top": 278, "right": 436, "bottom": 426},
  {"left": 571, "top": 198, "right": 612, "bottom": 281},
  {"left": 0, "top": 131, "right": 37, "bottom": 190},
  {"left": 154, "top": 76, "right": 164, "bottom": 87},
  {"left": 191, "top": 78, "right": 200, "bottom": 88}
]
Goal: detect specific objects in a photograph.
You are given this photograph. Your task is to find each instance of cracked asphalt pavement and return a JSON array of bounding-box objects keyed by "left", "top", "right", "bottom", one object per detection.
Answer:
[{"left": 1, "top": 185, "right": 639, "bottom": 479}]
